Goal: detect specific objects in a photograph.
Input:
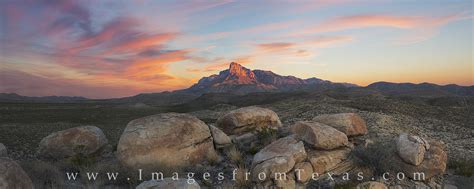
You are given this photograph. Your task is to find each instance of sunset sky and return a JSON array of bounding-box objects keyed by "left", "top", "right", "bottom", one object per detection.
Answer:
[{"left": 1, "top": 0, "right": 472, "bottom": 98}]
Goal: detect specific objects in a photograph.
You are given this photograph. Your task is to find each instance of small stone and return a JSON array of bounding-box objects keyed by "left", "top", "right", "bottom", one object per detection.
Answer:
[{"left": 0, "top": 143, "right": 7, "bottom": 157}]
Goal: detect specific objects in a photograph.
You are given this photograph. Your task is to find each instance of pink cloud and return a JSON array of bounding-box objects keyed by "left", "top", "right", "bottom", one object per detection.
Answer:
[
  {"left": 300, "top": 36, "right": 354, "bottom": 48},
  {"left": 291, "top": 13, "right": 470, "bottom": 44},
  {"left": 257, "top": 42, "right": 295, "bottom": 52}
]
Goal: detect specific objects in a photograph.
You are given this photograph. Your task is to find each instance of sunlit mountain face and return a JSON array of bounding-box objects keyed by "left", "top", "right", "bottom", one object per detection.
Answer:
[
  {"left": 1, "top": 0, "right": 472, "bottom": 98},
  {"left": 183, "top": 62, "right": 353, "bottom": 95}
]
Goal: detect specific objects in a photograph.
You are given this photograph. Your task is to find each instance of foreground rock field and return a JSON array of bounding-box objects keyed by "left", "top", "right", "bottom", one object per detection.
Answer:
[{"left": 0, "top": 92, "right": 472, "bottom": 188}]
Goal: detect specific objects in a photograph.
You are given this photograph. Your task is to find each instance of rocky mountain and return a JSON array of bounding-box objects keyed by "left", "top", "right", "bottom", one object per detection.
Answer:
[
  {"left": 367, "top": 82, "right": 474, "bottom": 97},
  {"left": 182, "top": 62, "right": 355, "bottom": 94},
  {"left": 2, "top": 63, "right": 472, "bottom": 104}
]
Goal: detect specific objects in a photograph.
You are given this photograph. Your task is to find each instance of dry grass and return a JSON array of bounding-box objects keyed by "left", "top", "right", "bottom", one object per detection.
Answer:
[
  {"left": 207, "top": 150, "right": 221, "bottom": 166},
  {"left": 226, "top": 146, "right": 243, "bottom": 165},
  {"left": 81, "top": 160, "right": 137, "bottom": 187},
  {"left": 234, "top": 165, "right": 252, "bottom": 188},
  {"left": 350, "top": 140, "right": 401, "bottom": 176}
]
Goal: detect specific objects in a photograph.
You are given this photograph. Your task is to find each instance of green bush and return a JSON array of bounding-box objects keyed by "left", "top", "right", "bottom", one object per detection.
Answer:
[{"left": 256, "top": 127, "right": 278, "bottom": 146}]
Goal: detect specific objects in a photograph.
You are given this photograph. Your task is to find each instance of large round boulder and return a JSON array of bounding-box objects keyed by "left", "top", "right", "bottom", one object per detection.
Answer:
[
  {"left": 312, "top": 113, "right": 368, "bottom": 136},
  {"left": 395, "top": 140, "right": 447, "bottom": 180},
  {"left": 290, "top": 121, "right": 349, "bottom": 150},
  {"left": 216, "top": 106, "right": 282, "bottom": 135},
  {"left": 37, "top": 126, "right": 109, "bottom": 159},
  {"left": 397, "top": 133, "right": 429, "bottom": 166},
  {"left": 0, "top": 157, "right": 34, "bottom": 189},
  {"left": 252, "top": 136, "right": 307, "bottom": 166},
  {"left": 251, "top": 136, "right": 306, "bottom": 182},
  {"left": 308, "top": 147, "right": 351, "bottom": 174},
  {"left": 117, "top": 113, "right": 217, "bottom": 170}
]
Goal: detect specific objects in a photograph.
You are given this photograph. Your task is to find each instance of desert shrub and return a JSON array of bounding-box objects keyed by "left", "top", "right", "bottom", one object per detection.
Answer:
[
  {"left": 207, "top": 151, "right": 221, "bottom": 166},
  {"left": 226, "top": 145, "right": 243, "bottom": 165},
  {"left": 247, "top": 143, "right": 260, "bottom": 155},
  {"left": 68, "top": 152, "right": 96, "bottom": 169},
  {"left": 350, "top": 140, "right": 400, "bottom": 176},
  {"left": 256, "top": 127, "right": 278, "bottom": 146},
  {"left": 234, "top": 164, "right": 252, "bottom": 188},
  {"left": 448, "top": 159, "right": 474, "bottom": 177},
  {"left": 20, "top": 160, "right": 64, "bottom": 189}
]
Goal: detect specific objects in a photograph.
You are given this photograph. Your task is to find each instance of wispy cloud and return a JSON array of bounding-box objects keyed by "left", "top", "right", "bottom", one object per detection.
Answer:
[
  {"left": 257, "top": 42, "right": 295, "bottom": 52},
  {"left": 291, "top": 13, "right": 470, "bottom": 44},
  {"left": 1, "top": 1, "right": 472, "bottom": 97}
]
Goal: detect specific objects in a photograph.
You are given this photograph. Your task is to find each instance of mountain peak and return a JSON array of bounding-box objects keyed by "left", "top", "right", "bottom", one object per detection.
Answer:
[
  {"left": 225, "top": 62, "right": 257, "bottom": 84},
  {"left": 229, "top": 62, "right": 242, "bottom": 69},
  {"left": 228, "top": 62, "right": 248, "bottom": 75},
  {"left": 185, "top": 62, "right": 352, "bottom": 94}
]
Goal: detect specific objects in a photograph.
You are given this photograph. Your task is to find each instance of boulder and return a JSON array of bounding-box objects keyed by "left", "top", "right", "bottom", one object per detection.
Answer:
[
  {"left": 397, "top": 133, "right": 429, "bottom": 166},
  {"left": 274, "top": 175, "right": 296, "bottom": 188},
  {"left": 252, "top": 136, "right": 307, "bottom": 166},
  {"left": 294, "top": 162, "right": 313, "bottom": 183},
  {"left": 395, "top": 141, "right": 447, "bottom": 180},
  {"left": 313, "top": 113, "right": 368, "bottom": 136},
  {"left": 356, "top": 181, "right": 388, "bottom": 189},
  {"left": 231, "top": 133, "right": 258, "bottom": 145},
  {"left": 0, "top": 157, "right": 34, "bottom": 189},
  {"left": 0, "top": 143, "right": 6, "bottom": 157},
  {"left": 251, "top": 136, "right": 306, "bottom": 184},
  {"left": 216, "top": 106, "right": 282, "bottom": 135},
  {"left": 117, "top": 113, "right": 217, "bottom": 170},
  {"left": 37, "top": 126, "right": 109, "bottom": 159},
  {"left": 251, "top": 156, "right": 295, "bottom": 181},
  {"left": 290, "top": 121, "right": 349, "bottom": 150},
  {"left": 308, "top": 147, "right": 351, "bottom": 174},
  {"left": 136, "top": 178, "right": 200, "bottom": 189},
  {"left": 209, "top": 125, "right": 232, "bottom": 148}
]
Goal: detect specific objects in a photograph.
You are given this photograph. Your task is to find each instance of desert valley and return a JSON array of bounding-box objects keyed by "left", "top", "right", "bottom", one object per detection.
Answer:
[{"left": 0, "top": 63, "right": 473, "bottom": 188}]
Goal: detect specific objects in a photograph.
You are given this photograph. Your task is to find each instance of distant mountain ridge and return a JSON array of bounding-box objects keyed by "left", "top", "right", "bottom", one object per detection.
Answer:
[
  {"left": 0, "top": 93, "right": 88, "bottom": 102},
  {"left": 1, "top": 62, "right": 473, "bottom": 103},
  {"left": 366, "top": 82, "right": 474, "bottom": 97},
  {"left": 182, "top": 62, "right": 355, "bottom": 94}
]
